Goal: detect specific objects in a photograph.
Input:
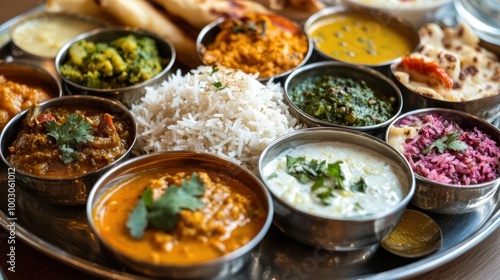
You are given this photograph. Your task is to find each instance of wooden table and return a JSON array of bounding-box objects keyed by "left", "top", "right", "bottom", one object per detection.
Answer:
[{"left": 1, "top": 1, "right": 499, "bottom": 279}]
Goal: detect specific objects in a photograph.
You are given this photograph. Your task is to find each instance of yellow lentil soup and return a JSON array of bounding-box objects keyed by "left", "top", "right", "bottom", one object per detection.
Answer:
[
  {"left": 93, "top": 168, "right": 267, "bottom": 264},
  {"left": 308, "top": 13, "right": 414, "bottom": 65}
]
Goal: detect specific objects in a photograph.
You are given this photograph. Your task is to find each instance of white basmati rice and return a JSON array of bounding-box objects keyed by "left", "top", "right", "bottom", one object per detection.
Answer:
[{"left": 131, "top": 66, "right": 299, "bottom": 172}]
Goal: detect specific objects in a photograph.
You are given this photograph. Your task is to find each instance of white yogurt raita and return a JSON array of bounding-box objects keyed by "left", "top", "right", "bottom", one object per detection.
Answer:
[{"left": 262, "top": 141, "right": 405, "bottom": 218}]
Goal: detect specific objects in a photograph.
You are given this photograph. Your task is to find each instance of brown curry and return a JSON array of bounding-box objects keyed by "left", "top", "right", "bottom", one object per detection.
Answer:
[
  {"left": 7, "top": 106, "right": 133, "bottom": 178},
  {"left": 93, "top": 168, "right": 267, "bottom": 264}
]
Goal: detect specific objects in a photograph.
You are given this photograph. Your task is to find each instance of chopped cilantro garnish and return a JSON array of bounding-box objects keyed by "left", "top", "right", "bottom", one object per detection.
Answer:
[
  {"left": 285, "top": 155, "right": 367, "bottom": 205},
  {"left": 126, "top": 173, "right": 206, "bottom": 239},
  {"left": 44, "top": 113, "right": 94, "bottom": 163},
  {"left": 422, "top": 131, "right": 467, "bottom": 155}
]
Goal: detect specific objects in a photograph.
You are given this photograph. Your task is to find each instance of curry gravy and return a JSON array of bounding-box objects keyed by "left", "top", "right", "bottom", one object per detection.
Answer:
[
  {"left": 93, "top": 168, "right": 267, "bottom": 264},
  {"left": 308, "top": 12, "right": 413, "bottom": 65}
]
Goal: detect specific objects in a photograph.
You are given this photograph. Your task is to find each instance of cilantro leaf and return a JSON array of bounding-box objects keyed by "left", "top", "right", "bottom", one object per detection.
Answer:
[
  {"left": 350, "top": 178, "right": 367, "bottom": 193},
  {"left": 126, "top": 173, "right": 206, "bottom": 239},
  {"left": 325, "top": 161, "right": 346, "bottom": 190},
  {"left": 284, "top": 156, "right": 368, "bottom": 205},
  {"left": 126, "top": 200, "right": 148, "bottom": 239},
  {"left": 44, "top": 113, "right": 94, "bottom": 163},
  {"left": 142, "top": 188, "right": 154, "bottom": 208},
  {"left": 422, "top": 131, "right": 467, "bottom": 155},
  {"left": 267, "top": 172, "right": 278, "bottom": 180}
]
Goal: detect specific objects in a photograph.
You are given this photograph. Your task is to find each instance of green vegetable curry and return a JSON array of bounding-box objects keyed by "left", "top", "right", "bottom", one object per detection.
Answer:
[
  {"left": 290, "top": 75, "right": 396, "bottom": 126},
  {"left": 60, "top": 34, "right": 166, "bottom": 89}
]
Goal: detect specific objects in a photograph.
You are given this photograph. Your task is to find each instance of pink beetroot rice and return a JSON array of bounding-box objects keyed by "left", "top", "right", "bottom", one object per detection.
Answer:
[{"left": 397, "top": 114, "right": 500, "bottom": 185}]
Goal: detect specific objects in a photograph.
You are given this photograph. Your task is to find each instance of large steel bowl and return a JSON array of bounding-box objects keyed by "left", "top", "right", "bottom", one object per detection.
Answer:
[
  {"left": 0, "top": 95, "right": 137, "bottom": 205},
  {"left": 87, "top": 151, "right": 274, "bottom": 279},
  {"left": 258, "top": 127, "right": 415, "bottom": 251}
]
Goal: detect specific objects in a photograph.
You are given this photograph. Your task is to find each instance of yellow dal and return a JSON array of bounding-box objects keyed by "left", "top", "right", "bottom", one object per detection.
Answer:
[{"left": 309, "top": 13, "right": 413, "bottom": 65}]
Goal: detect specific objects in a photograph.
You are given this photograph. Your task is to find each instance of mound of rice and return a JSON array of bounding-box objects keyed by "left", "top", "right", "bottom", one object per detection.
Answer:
[{"left": 131, "top": 66, "right": 299, "bottom": 172}]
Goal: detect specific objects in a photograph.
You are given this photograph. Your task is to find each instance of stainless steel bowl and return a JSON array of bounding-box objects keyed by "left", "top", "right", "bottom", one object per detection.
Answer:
[
  {"left": 9, "top": 11, "right": 109, "bottom": 77},
  {"left": 196, "top": 15, "right": 313, "bottom": 84},
  {"left": 87, "top": 151, "right": 273, "bottom": 279},
  {"left": 304, "top": 5, "right": 420, "bottom": 71},
  {"left": 284, "top": 61, "right": 403, "bottom": 137},
  {"left": 55, "top": 27, "right": 176, "bottom": 107},
  {"left": 258, "top": 127, "right": 415, "bottom": 251},
  {"left": 0, "top": 60, "right": 62, "bottom": 132},
  {"left": 385, "top": 108, "right": 500, "bottom": 214},
  {"left": 390, "top": 63, "right": 500, "bottom": 127},
  {"left": 0, "top": 95, "right": 137, "bottom": 205}
]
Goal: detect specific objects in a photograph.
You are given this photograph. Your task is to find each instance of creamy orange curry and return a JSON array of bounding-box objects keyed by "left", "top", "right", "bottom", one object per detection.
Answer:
[{"left": 93, "top": 168, "right": 267, "bottom": 264}]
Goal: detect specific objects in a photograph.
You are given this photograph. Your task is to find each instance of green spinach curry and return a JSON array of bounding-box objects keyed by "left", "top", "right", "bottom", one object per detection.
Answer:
[
  {"left": 60, "top": 34, "right": 166, "bottom": 89},
  {"left": 290, "top": 75, "right": 396, "bottom": 126}
]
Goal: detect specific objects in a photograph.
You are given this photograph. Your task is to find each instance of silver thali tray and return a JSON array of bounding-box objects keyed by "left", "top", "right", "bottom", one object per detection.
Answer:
[
  {"left": 1, "top": 4, "right": 499, "bottom": 280},
  {"left": 0, "top": 169, "right": 498, "bottom": 280}
]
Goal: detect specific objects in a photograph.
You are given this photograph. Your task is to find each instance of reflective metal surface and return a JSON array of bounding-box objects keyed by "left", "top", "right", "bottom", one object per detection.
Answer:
[
  {"left": 258, "top": 128, "right": 415, "bottom": 251},
  {"left": 0, "top": 96, "right": 137, "bottom": 205},
  {"left": 385, "top": 108, "right": 500, "bottom": 214},
  {"left": 55, "top": 27, "right": 176, "bottom": 108},
  {"left": 284, "top": 61, "right": 403, "bottom": 137},
  {"left": 87, "top": 151, "right": 274, "bottom": 279},
  {"left": 196, "top": 16, "right": 314, "bottom": 84},
  {"left": 1, "top": 4, "right": 499, "bottom": 280},
  {"left": 0, "top": 168, "right": 498, "bottom": 279}
]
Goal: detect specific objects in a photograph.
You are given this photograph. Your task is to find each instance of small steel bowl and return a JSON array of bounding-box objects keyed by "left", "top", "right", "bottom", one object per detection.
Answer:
[
  {"left": 385, "top": 108, "right": 500, "bottom": 214},
  {"left": 196, "top": 15, "right": 313, "bottom": 84},
  {"left": 304, "top": 5, "right": 420, "bottom": 71},
  {"left": 390, "top": 63, "right": 500, "bottom": 127},
  {"left": 87, "top": 151, "right": 273, "bottom": 279},
  {"left": 0, "top": 60, "right": 62, "bottom": 132},
  {"left": 258, "top": 127, "right": 415, "bottom": 251},
  {"left": 284, "top": 61, "right": 403, "bottom": 137},
  {"left": 55, "top": 27, "right": 176, "bottom": 107},
  {"left": 10, "top": 11, "right": 109, "bottom": 59},
  {"left": 9, "top": 11, "right": 109, "bottom": 77},
  {"left": 0, "top": 95, "right": 137, "bottom": 205}
]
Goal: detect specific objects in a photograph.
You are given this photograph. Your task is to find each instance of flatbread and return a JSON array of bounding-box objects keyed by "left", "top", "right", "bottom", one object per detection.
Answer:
[
  {"left": 95, "top": 0, "right": 199, "bottom": 68},
  {"left": 250, "top": 0, "right": 325, "bottom": 22},
  {"left": 151, "top": 0, "right": 273, "bottom": 30},
  {"left": 46, "top": 0, "right": 111, "bottom": 20},
  {"left": 394, "top": 23, "right": 500, "bottom": 102}
]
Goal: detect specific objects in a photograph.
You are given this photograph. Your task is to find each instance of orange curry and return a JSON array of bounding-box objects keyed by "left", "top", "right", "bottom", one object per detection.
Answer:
[
  {"left": 0, "top": 75, "right": 52, "bottom": 131},
  {"left": 93, "top": 168, "right": 267, "bottom": 264},
  {"left": 201, "top": 13, "right": 309, "bottom": 79}
]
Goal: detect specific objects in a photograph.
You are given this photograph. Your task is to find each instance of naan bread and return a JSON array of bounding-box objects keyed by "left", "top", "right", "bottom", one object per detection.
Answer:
[
  {"left": 46, "top": 0, "right": 111, "bottom": 20},
  {"left": 151, "top": 0, "right": 273, "bottom": 30},
  {"left": 250, "top": 0, "right": 325, "bottom": 22},
  {"left": 394, "top": 23, "right": 500, "bottom": 102},
  {"left": 94, "top": 0, "right": 199, "bottom": 68}
]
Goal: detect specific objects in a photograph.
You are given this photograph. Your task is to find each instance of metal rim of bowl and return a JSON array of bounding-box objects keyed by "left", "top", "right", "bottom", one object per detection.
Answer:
[
  {"left": 0, "top": 95, "right": 138, "bottom": 181},
  {"left": 304, "top": 4, "right": 421, "bottom": 67},
  {"left": 258, "top": 126, "right": 416, "bottom": 222},
  {"left": 86, "top": 150, "right": 274, "bottom": 270},
  {"left": 0, "top": 59, "right": 62, "bottom": 97},
  {"left": 384, "top": 107, "right": 500, "bottom": 189},
  {"left": 54, "top": 26, "right": 176, "bottom": 93},
  {"left": 9, "top": 10, "right": 110, "bottom": 59},
  {"left": 195, "top": 15, "right": 314, "bottom": 83},
  {"left": 283, "top": 60, "right": 403, "bottom": 132}
]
